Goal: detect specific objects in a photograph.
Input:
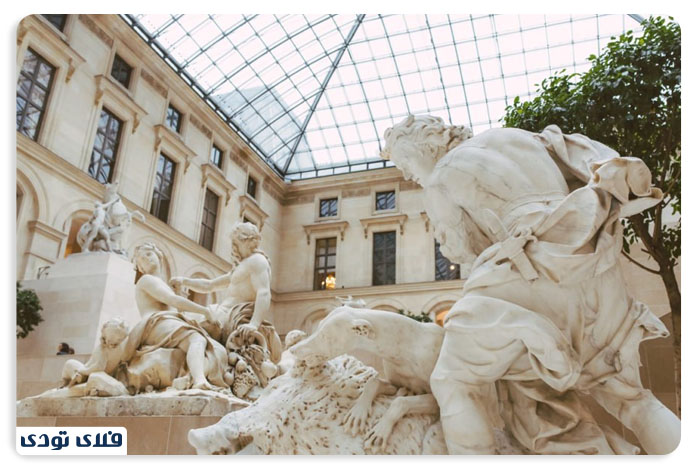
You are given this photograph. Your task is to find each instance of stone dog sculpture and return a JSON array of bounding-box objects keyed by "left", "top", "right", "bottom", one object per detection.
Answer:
[
  {"left": 289, "top": 306, "right": 445, "bottom": 451},
  {"left": 380, "top": 115, "right": 679, "bottom": 454}
]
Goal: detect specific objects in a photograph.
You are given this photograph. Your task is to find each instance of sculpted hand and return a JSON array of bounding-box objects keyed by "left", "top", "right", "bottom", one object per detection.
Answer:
[
  {"left": 343, "top": 400, "right": 371, "bottom": 436},
  {"left": 169, "top": 277, "right": 186, "bottom": 292}
]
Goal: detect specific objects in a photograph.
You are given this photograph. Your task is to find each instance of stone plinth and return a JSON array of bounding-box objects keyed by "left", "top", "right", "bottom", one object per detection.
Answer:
[
  {"left": 17, "top": 252, "right": 141, "bottom": 399},
  {"left": 17, "top": 393, "right": 248, "bottom": 417},
  {"left": 16, "top": 392, "right": 249, "bottom": 455}
]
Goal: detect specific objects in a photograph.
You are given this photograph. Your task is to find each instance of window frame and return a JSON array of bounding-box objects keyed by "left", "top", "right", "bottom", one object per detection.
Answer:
[
  {"left": 165, "top": 103, "right": 183, "bottom": 133},
  {"left": 314, "top": 237, "right": 338, "bottom": 290},
  {"left": 210, "top": 143, "right": 224, "bottom": 170},
  {"left": 246, "top": 174, "right": 258, "bottom": 199},
  {"left": 88, "top": 106, "right": 124, "bottom": 184},
  {"left": 198, "top": 188, "right": 220, "bottom": 251},
  {"left": 110, "top": 53, "right": 133, "bottom": 90},
  {"left": 150, "top": 153, "right": 177, "bottom": 223},
  {"left": 319, "top": 197, "right": 339, "bottom": 218},
  {"left": 16, "top": 47, "right": 56, "bottom": 142},
  {"left": 372, "top": 230, "right": 397, "bottom": 286},
  {"left": 434, "top": 239, "right": 461, "bottom": 281}
]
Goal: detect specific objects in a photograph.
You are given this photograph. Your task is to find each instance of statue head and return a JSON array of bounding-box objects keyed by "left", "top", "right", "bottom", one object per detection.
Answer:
[
  {"left": 104, "top": 182, "right": 120, "bottom": 202},
  {"left": 133, "top": 242, "right": 164, "bottom": 275},
  {"left": 100, "top": 317, "right": 129, "bottom": 349},
  {"left": 381, "top": 115, "right": 472, "bottom": 185},
  {"left": 231, "top": 222, "right": 263, "bottom": 262}
]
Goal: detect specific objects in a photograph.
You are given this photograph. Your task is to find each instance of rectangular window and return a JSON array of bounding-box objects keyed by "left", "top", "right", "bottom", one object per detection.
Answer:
[
  {"left": 373, "top": 231, "right": 396, "bottom": 285},
  {"left": 375, "top": 190, "right": 396, "bottom": 211},
  {"left": 16, "top": 48, "right": 55, "bottom": 141},
  {"left": 166, "top": 104, "right": 182, "bottom": 133},
  {"left": 150, "top": 154, "right": 176, "bottom": 223},
  {"left": 110, "top": 54, "right": 132, "bottom": 89},
  {"left": 88, "top": 108, "right": 123, "bottom": 184},
  {"left": 314, "top": 237, "right": 337, "bottom": 290},
  {"left": 319, "top": 198, "right": 338, "bottom": 218},
  {"left": 41, "top": 14, "right": 67, "bottom": 32},
  {"left": 247, "top": 176, "right": 258, "bottom": 198},
  {"left": 199, "top": 189, "right": 219, "bottom": 251},
  {"left": 210, "top": 144, "right": 223, "bottom": 169},
  {"left": 435, "top": 240, "right": 461, "bottom": 281}
]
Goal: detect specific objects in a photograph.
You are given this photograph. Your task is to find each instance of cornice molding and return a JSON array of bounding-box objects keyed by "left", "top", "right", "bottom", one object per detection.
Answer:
[
  {"left": 154, "top": 124, "right": 195, "bottom": 173},
  {"left": 239, "top": 194, "right": 269, "bottom": 230},
  {"left": 273, "top": 278, "right": 464, "bottom": 303},
  {"left": 302, "top": 220, "right": 350, "bottom": 245},
  {"left": 201, "top": 163, "right": 236, "bottom": 206},
  {"left": 359, "top": 213, "right": 408, "bottom": 238},
  {"left": 95, "top": 74, "right": 148, "bottom": 133}
]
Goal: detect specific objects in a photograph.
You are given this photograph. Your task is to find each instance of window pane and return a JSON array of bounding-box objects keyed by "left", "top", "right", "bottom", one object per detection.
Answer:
[
  {"left": 111, "top": 54, "right": 133, "bottom": 89},
  {"left": 166, "top": 105, "right": 182, "bottom": 132},
  {"left": 373, "top": 231, "right": 396, "bottom": 285},
  {"left": 151, "top": 154, "right": 177, "bottom": 223},
  {"left": 41, "top": 14, "right": 67, "bottom": 32},
  {"left": 314, "top": 237, "right": 338, "bottom": 290},
  {"left": 247, "top": 176, "right": 258, "bottom": 198},
  {"left": 375, "top": 190, "right": 396, "bottom": 210},
  {"left": 319, "top": 197, "right": 338, "bottom": 217},
  {"left": 88, "top": 108, "right": 122, "bottom": 184},
  {"left": 16, "top": 49, "right": 55, "bottom": 141},
  {"left": 435, "top": 240, "right": 460, "bottom": 281}
]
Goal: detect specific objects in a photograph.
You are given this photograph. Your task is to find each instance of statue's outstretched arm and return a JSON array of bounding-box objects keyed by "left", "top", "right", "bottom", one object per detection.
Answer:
[
  {"left": 171, "top": 272, "right": 231, "bottom": 294},
  {"left": 142, "top": 275, "right": 213, "bottom": 320}
]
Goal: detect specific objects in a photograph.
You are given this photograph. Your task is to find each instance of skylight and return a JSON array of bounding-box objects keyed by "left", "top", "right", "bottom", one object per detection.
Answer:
[{"left": 123, "top": 14, "right": 643, "bottom": 180}]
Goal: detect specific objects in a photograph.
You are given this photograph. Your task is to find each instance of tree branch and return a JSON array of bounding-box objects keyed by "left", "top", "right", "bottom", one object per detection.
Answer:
[{"left": 621, "top": 251, "right": 661, "bottom": 274}]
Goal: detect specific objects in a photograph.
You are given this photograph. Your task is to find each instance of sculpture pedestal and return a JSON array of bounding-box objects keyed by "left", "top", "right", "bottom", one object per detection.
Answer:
[{"left": 17, "top": 252, "right": 141, "bottom": 399}]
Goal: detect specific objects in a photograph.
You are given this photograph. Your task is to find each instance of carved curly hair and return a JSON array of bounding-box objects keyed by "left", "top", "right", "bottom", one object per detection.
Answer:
[
  {"left": 380, "top": 114, "right": 472, "bottom": 162},
  {"left": 231, "top": 222, "right": 270, "bottom": 269}
]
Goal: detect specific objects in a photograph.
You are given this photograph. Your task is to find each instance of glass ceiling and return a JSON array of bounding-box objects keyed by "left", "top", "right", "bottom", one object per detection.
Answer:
[{"left": 122, "top": 14, "right": 643, "bottom": 180}]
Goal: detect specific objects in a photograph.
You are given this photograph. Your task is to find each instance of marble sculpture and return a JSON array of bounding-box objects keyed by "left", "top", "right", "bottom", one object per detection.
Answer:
[
  {"left": 188, "top": 116, "right": 679, "bottom": 455},
  {"left": 77, "top": 183, "right": 145, "bottom": 256},
  {"left": 27, "top": 115, "right": 680, "bottom": 455},
  {"left": 46, "top": 222, "right": 280, "bottom": 400}
]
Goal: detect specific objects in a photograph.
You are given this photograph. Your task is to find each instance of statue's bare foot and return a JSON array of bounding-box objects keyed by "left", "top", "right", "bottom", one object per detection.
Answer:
[{"left": 192, "top": 380, "right": 215, "bottom": 391}]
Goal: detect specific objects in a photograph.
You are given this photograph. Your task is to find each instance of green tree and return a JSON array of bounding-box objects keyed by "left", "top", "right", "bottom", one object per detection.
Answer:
[
  {"left": 397, "top": 309, "right": 433, "bottom": 323},
  {"left": 17, "top": 281, "right": 43, "bottom": 339},
  {"left": 503, "top": 16, "right": 680, "bottom": 414}
]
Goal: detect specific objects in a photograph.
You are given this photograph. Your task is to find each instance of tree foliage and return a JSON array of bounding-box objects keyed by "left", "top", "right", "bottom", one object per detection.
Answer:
[
  {"left": 397, "top": 309, "right": 433, "bottom": 323},
  {"left": 17, "top": 281, "right": 43, "bottom": 339}
]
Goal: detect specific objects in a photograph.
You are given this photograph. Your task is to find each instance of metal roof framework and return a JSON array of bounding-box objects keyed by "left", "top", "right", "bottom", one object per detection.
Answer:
[{"left": 122, "top": 14, "right": 643, "bottom": 181}]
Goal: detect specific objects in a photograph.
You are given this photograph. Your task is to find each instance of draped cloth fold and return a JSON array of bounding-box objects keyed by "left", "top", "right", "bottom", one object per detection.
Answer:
[
  {"left": 431, "top": 125, "right": 667, "bottom": 454},
  {"left": 125, "top": 310, "right": 228, "bottom": 387}
]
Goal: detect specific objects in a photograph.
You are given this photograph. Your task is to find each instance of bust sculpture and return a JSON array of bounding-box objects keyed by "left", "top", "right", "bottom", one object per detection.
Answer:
[{"left": 379, "top": 115, "right": 679, "bottom": 454}]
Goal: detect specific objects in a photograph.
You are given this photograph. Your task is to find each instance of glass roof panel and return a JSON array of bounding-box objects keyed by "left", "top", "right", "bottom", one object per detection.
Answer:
[{"left": 124, "top": 13, "right": 642, "bottom": 179}]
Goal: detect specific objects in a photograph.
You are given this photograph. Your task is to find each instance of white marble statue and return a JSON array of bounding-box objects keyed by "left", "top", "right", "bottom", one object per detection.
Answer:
[
  {"left": 77, "top": 183, "right": 145, "bottom": 256},
  {"left": 290, "top": 306, "right": 444, "bottom": 451},
  {"left": 188, "top": 354, "right": 448, "bottom": 455},
  {"left": 170, "top": 222, "right": 282, "bottom": 388},
  {"left": 379, "top": 115, "right": 679, "bottom": 454},
  {"left": 126, "top": 242, "right": 229, "bottom": 391}
]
